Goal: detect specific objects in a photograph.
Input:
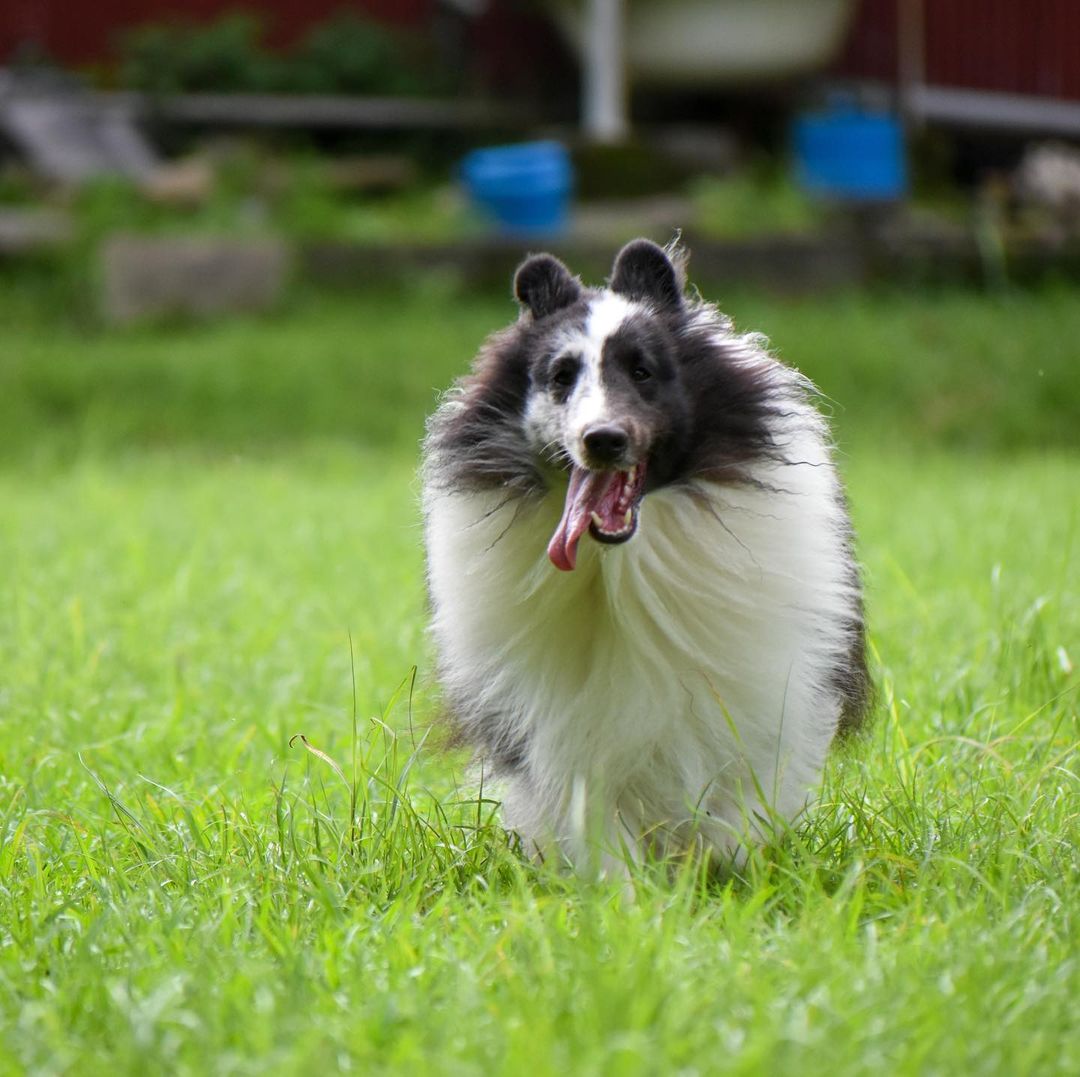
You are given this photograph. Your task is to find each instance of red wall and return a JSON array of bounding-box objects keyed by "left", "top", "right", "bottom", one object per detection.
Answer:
[
  {"left": 6, "top": 0, "right": 1079, "bottom": 104},
  {"left": 837, "top": 0, "right": 1080, "bottom": 101},
  {"left": 0, "top": 1, "right": 433, "bottom": 66}
]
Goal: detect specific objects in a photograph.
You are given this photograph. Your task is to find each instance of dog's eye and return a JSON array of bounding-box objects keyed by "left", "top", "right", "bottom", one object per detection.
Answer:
[
  {"left": 551, "top": 364, "right": 578, "bottom": 389},
  {"left": 631, "top": 366, "right": 652, "bottom": 382}
]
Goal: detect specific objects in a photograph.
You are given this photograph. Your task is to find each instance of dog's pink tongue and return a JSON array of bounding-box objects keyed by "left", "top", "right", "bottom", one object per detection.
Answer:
[{"left": 547, "top": 468, "right": 612, "bottom": 572}]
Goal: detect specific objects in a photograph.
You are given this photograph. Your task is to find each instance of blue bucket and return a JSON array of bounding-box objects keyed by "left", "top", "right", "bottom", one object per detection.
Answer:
[
  {"left": 793, "top": 107, "right": 907, "bottom": 201},
  {"left": 460, "top": 141, "right": 573, "bottom": 237}
]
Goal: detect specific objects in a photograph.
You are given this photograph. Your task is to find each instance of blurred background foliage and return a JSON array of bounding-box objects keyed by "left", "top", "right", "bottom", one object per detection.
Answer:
[
  {"left": 0, "top": 2, "right": 1077, "bottom": 466},
  {"left": 118, "top": 11, "right": 454, "bottom": 98}
]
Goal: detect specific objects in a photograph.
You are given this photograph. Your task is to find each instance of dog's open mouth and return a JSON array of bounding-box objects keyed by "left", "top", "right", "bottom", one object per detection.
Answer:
[{"left": 547, "top": 463, "right": 647, "bottom": 571}]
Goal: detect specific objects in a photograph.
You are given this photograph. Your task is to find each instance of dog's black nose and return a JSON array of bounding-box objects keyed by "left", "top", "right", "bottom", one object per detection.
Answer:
[{"left": 583, "top": 425, "right": 630, "bottom": 465}]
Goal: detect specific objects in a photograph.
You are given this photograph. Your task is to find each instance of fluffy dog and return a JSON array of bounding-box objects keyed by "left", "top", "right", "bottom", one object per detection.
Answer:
[{"left": 422, "top": 239, "right": 869, "bottom": 869}]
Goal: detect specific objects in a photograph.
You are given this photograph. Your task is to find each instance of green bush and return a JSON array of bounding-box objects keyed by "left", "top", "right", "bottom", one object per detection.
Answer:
[
  {"left": 691, "top": 170, "right": 824, "bottom": 238},
  {"left": 117, "top": 10, "right": 449, "bottom": 97},
  {"left": 119, "top": 13, "right": 279, "bottom": 96},
  {"left": 289, "top": 12, "right": 445, "bottom": 97}
]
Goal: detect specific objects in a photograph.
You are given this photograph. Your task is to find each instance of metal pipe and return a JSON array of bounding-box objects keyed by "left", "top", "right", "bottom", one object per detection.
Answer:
[{"left": 583, "top": 0, "right": 628, "bottom": 143}]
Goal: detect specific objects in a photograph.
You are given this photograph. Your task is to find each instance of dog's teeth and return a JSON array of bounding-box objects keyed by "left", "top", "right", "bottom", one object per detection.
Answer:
[
  {"left": 624, "top": 509, "right": 632, "bottom": 527},
  {"left": 591, "top": 512, "right": 604, "bottom": 529},
  {"left": 627, "top": 466, "right": 636, "bottom": 483}
]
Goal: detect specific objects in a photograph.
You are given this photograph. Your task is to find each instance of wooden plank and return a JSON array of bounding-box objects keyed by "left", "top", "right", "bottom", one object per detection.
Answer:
[
  {"left": 909, "top": 84, "right": 1080, "bottom": 136},
  {"left": 95, "top": 91, "right": 527, "bottom": 130},
  {"left": 0, "top": 97, "right": 158, "bottom": 182}
]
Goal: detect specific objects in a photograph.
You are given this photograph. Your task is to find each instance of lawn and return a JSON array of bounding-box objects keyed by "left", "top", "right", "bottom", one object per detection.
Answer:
[{"left": 0, "top": 280, "right": 1077, "bottom": 1074}]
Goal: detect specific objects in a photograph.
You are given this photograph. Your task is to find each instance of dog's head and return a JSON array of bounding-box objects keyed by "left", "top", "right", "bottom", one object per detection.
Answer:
[
  {"left": 427, "top": 238, "right": 784, "bottom": 573},
  {"left": 514, "top": 240, "right": 691, "bottom": 570}
]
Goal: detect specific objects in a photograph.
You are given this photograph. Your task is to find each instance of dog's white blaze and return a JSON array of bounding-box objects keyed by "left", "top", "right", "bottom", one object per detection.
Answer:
[
  {"left": 586, "top": 291, "right": 636, "bottom": 342},
  {"left": 564, "top": 293, "right": 638, "bottom": 457},
  {"left": 425, "top": 373, "right": 855, "bottom": 866},
  {"left": 567, "top": 361, "right": 607, "bottom": 441}
]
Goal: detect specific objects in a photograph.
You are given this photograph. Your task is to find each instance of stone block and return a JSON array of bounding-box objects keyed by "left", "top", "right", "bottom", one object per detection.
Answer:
[
  {"left": 0, "top": 208, "right": 73, "bottom": 254},
  {"left": 139, "top": 159, "right": 215, "bottom": 208},
  {"left": 101, "top": 234, "right": 288, "bottom": 324}
]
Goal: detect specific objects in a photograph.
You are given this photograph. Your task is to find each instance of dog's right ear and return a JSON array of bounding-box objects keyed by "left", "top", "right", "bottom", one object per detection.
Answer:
[
  {"left": 610, "top": 239, "right": 684, "bottom": 310},
  {"left": 513, "top": 254, "right": 581, "bottom": 320}
]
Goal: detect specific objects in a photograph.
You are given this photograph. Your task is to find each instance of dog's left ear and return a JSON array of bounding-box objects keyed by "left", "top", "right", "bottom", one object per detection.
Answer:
[
  {"left": 610, "top": 239, "right": 684, "bottom": 310},
  {"left": 513, "top": 254, "right": 582, "bottom": 320}
]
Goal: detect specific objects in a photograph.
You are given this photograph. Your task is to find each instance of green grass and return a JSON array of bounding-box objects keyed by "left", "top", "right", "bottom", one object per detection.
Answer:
[{"left": 0, "top": 281, "right": 1077, "bottom": 1073}]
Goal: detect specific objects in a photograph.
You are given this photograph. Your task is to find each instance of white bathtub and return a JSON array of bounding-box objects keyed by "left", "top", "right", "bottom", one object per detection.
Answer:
[{"left": 555, "top": 0, "right": 857, "bottom": 86}]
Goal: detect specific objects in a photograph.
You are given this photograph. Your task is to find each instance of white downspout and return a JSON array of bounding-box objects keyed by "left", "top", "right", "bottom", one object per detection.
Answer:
[{"left": 582, "top": 0, "right": 628, "bottom": 143}]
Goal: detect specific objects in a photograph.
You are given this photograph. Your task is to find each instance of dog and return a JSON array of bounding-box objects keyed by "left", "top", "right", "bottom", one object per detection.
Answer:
[{"left": 422, "top": 239, "right": 869, "bottom": 871}]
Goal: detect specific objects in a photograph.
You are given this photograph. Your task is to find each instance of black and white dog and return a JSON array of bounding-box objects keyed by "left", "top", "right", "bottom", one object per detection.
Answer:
[{"left": 422, "top": 239, "right": 869, "bottom": 869}]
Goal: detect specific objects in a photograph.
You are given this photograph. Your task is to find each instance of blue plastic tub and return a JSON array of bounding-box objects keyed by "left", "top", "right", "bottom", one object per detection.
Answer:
[
  {"left": 460, "top": 141, "right": 573, "bottom": 237},
  {"left": 793, "top": 108, "right": 907, "bottom": 201}
]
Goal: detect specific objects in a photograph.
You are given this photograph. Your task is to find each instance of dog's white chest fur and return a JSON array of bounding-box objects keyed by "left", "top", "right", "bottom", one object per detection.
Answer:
[{"left": 425, "top": 435, "right": 857, "bottom": 864}]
